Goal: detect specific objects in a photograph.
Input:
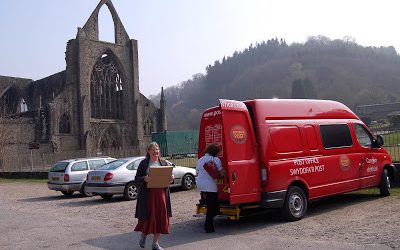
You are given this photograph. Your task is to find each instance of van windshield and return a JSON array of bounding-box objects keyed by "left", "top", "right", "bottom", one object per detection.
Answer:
[
  {"left": 50, "top": 162, "right": 69, "bottom": 172},
  {"left": 98, "top": 159, "right": 128, "bottom": 170}
]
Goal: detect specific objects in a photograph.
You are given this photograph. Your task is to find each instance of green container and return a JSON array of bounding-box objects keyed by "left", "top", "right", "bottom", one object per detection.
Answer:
[{"left": 152, "top": 130, "right": 198, "bottom": 158}]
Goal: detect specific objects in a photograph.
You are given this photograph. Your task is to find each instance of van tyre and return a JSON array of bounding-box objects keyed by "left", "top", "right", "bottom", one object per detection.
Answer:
[
  {"left": 282, "top": 186, "right": 307, "bottom": 221},
  {"left": 181, "top": 174, "right": 195, "bottom": 190},
  {"left": 80, "top": 182, "right": 93, "bottom": 197},
  {"left": 124, "top": 182, "right": 138, "bottom": 200},
  {"left": 379, "top": 169, "right": 391, "bottom": 197}
]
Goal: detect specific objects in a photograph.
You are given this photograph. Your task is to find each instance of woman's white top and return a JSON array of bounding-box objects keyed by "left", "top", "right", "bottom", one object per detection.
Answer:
[{"left": 195, "top": 153, "right": 222, "bottom": 192}]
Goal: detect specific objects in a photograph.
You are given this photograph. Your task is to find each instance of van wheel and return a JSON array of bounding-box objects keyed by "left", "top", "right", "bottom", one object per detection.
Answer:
[
  {"left": 79, "top": 182, "right": 93, "bottom": 197},
  {"left": 124, "top": 182, "right": 139, "bottom": 200},
  {"left": 379, "top": 169, "right": 391, "bottom": 197},
  {"left": 282, "top": 186, "right": 307, "bottom": 221},
  {"left": 61, "top": 191, "right": 74, "bottom": 196},
  {"left": 181, "top": 174, "right": 195, "bottom": 190},
  {"left": 100, "top": 194, "right": 114, "bottom": 199}
]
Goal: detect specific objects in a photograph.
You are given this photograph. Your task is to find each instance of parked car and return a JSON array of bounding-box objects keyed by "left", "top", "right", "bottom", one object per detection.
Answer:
[
  {"left": 47, "top": 156, "right": 116, "bottom": 196},
  {"left": 85, "top": 156, "right": 196, "bottom": 200}
]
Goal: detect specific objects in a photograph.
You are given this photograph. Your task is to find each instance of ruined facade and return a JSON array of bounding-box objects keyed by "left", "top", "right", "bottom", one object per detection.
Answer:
[{"left": 0, "top": 0, "right": 166, "bottom": 171}]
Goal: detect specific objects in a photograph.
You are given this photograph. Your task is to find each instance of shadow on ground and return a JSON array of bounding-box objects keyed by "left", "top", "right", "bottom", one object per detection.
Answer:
[{"left": 83, "top": 192, "right": 384, "bottom": 249}]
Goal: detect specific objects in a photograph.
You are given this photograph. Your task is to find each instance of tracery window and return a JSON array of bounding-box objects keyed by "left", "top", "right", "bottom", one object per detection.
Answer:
[
  {"left": 59, "top": 113, "right": 71, "bottom": 134},
  {"left": 90, "top": 54, "right": 124, "bottom": 119}
]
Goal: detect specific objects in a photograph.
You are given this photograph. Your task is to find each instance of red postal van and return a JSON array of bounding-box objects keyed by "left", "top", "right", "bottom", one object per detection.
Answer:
[{"left": 196, "top": 99, "right": 395, "bottom": 221}]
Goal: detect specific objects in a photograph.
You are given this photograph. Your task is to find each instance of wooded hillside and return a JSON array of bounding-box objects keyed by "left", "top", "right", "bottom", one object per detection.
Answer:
[{"left": 151, "top": 36, "right": 400, "bottom": 130}]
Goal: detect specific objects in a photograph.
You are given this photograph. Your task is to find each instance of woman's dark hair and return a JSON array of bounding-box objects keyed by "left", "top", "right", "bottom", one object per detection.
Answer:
[{"left": 204, "top": 144, "right": 220, "bottom": 157}]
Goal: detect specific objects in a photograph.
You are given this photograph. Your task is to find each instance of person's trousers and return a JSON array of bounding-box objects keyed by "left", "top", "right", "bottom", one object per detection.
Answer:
[{"left": 203, "top": 192, "right": 219, "bottom": 233}]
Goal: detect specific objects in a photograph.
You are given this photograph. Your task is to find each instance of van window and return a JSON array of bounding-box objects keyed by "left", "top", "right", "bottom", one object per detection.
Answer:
[
  {"left": 71, "top": 161, "right": 89, "bottom": 172},
  {"left": 354, "top": 123, "right": 372, "bottom": 147},
  {"left": 304, "top": 125, "right": 318, "bottom": 150},
  {"left": 320, "top": 124, "right": 353, "bottom": 149},
  {"left": 269, "top": 126, "right": 303, "bottom": 153}
]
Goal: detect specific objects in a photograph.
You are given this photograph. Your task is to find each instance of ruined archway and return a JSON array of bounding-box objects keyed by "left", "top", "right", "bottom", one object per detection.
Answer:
[{"left": 90, "top": 52, "right": 124, "bottom": 120}]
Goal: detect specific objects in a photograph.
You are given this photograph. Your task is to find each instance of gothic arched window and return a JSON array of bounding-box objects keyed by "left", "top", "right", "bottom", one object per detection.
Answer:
[
  {"left": 90, "top": 53, "right": 124, "bottom": 119},
  {"left": 59, "top": 113, "right": 71, "bottom": 134}
]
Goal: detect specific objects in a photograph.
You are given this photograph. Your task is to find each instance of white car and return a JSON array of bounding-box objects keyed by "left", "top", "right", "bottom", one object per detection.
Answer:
[
  {"left": 85, "top": 156, "right": 196, "bottom": 200},
  {"left": 47, "top": 156, "right": 116, "bottom": 196}
]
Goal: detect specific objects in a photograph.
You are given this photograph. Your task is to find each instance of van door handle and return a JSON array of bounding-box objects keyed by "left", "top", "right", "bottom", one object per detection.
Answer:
[
  {"left": 361, "top": 157, "right": 365, "bottom": 163},
  {"left": 232, "top": 172, "right": 237, "bottom": 183}
]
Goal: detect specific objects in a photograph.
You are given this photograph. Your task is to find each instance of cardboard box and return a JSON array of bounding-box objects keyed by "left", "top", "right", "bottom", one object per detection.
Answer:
[{"left": 147, "top": 166, "right": 173, "bottom": 188}]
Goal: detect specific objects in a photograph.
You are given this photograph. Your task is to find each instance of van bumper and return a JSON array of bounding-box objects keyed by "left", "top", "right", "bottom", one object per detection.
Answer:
[{"left": 261, "top": 190, "right": 286, "bottom": 209}]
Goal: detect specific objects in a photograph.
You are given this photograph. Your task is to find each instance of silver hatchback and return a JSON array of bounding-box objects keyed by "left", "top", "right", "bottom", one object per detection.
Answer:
[
  {"left": 86, "top": 157, "right": 196, "bottom": 200},
  {"left": 47, "top": 156, "right": 116, "bottom": 196}
]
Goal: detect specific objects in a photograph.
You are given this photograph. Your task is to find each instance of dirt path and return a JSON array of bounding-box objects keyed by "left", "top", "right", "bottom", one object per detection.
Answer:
[{"left": 0, "top": 182, "right": 399, "bottom": 249}]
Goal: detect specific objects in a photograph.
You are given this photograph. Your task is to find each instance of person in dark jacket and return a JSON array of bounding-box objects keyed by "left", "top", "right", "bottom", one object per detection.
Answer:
[{"left": 134, "top": 142, "right": 172, "bottom": 250}]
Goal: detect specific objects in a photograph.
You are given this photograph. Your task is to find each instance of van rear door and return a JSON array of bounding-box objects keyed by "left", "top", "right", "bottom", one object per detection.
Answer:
[{"left": 219, "top": 99, "right": 260, "bottom": 205}]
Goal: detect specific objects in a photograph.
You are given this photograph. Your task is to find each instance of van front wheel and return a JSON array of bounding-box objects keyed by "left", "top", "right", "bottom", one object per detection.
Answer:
[
  {"left": 282, "top": 186, "right": 307, "bottom": 221},
  {"left": 379, "top": 169, "right": 391, "bottom": 197}
]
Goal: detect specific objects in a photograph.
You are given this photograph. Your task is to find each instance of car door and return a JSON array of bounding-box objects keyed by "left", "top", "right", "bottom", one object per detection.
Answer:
[
  {"left": 354, "top": 123, "right": 378, "bottom": 188},
  {"left": 70, "top": 161, "right": 89, "bottom": 184}
]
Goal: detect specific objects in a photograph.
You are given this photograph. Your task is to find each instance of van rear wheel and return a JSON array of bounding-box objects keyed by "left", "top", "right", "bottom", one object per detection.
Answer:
[
  {"left": 379, "top": 169, "right": 391, "bottom": 197},
  {"left": 282, "top": 186, "right": 307, "bottom": 221}
]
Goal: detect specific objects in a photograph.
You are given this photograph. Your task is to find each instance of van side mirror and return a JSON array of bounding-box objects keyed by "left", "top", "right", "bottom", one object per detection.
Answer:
[{"left": 373, "top": 135, "right": 384, "bottom": 148}]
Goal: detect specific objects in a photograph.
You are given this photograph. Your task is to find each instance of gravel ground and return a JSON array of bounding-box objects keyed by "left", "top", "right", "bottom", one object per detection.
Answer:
[{"left": 1, "top": 182, "right": 400, "bottom": 249}]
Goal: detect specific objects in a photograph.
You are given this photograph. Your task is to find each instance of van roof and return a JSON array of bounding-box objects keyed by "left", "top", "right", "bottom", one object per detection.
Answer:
[{"left": 242, "top": 99, "right": 359, "bottom": 123}]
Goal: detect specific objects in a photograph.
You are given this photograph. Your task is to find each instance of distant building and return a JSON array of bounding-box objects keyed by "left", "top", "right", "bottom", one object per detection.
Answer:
[{"left": 0, "top": 0, "right": 167, "bottom": 171}]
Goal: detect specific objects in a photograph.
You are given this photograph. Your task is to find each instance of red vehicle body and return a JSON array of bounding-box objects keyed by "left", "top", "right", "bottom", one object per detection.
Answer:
[{"left": 196, "top": 99, "right": 395, "bottom": 221}]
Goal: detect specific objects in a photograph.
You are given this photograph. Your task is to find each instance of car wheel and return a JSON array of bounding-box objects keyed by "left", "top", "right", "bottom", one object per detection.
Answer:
[
  {"left": 61, "top": 191, "right": 74, "bottom": 196},
  {"left": 379, "top": 169, "right": 391, "bottom": 197},
  {"left": 79, "top": 182, "right": 93, "bottom": 197},
  {"left": 124, "top": 182, "right": 139, "bottom": 200},
  {"left": 100, "top": 194, "right": 114, "bottom": 199},
  {"left": 282, "top": 186, "right": 307, "bottom": 221},
  {"left": 181, "top": 174, "right": 195, "bottom": 190}
]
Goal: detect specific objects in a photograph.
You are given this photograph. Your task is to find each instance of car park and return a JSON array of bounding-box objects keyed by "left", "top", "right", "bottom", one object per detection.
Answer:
[
  {"left": 47, "top": 156, "right": 116, "bottom": 196},
  {"left": 86, "top": 156, "right": 196, "bottom": 200}
]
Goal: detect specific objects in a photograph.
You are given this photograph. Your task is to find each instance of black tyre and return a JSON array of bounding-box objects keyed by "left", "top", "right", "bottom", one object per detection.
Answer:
[
  {"left": 379, "top": 169, "right": 391, "bottom": 197},
  {"left": 61, "top": 191, "right": 74, "bottom": 196},
  {"left": 282, "top": 186, "right": 307, "bottom": 221},
  {"left": 181, "top": 174, "right": 195, "bottom": 190},
  {"left": 124, "top": 182, "right": 139, "bottom": 200},
  {"left": 100, "top": 194, "right": 114, "bottom": 199},
  {"left": 79, "top": 182, "right": 93, "bottom": 197}
]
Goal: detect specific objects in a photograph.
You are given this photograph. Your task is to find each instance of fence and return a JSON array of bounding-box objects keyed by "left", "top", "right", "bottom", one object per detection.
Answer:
[
  {"left": 0, "top": 146, "right": 141, "bottom": 172},
  {"left": 371, "top": 124, "right": 400, "bottom": 162},
  {"left": 2, "top": 124, "right": 399, "bottom": 172}
]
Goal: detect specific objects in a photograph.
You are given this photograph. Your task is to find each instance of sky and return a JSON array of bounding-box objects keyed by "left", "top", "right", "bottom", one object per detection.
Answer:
[{"left": 1, "top": 0, "right": 400, "bottom": 98}]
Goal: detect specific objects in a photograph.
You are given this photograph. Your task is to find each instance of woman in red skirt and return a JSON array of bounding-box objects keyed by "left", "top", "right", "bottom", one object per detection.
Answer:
[{"left": 134, "top": 142, "right": 172, "bottom": 250}]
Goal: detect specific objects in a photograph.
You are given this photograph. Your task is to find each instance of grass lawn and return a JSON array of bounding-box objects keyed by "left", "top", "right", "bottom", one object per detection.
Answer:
[
  {"left": 349, "top": 186, "right": 400, "bottom": 196},
  {"left": 0, "top": 178, "right": 47, "bottom": 183}
]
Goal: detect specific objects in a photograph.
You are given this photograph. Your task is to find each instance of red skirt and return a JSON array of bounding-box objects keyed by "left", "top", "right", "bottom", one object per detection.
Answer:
[{"left": 134, "top": 188, "right": 169, "bottom": 235}]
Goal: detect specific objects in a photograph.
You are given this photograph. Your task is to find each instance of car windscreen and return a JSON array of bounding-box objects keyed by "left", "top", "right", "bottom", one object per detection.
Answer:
[
  {"left": 97, "top": 159, "right": 128, "bottom": 170},
  {"left": 50, "top": 162, "right": 69, "bottom": 172}
]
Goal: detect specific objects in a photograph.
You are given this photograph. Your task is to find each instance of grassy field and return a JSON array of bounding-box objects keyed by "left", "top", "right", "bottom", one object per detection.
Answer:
[
  {"left": 1, "top": 177, "right": 399, "bottom": 196},
  {"left": 0, "top": 178, "right": 47, "bottom": 183},
  {"left": 167, "top": 157, "right": 197, "bottom": 168},
  {"left": 382, "top": 131, "right": 400, "bottom": 146}
]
